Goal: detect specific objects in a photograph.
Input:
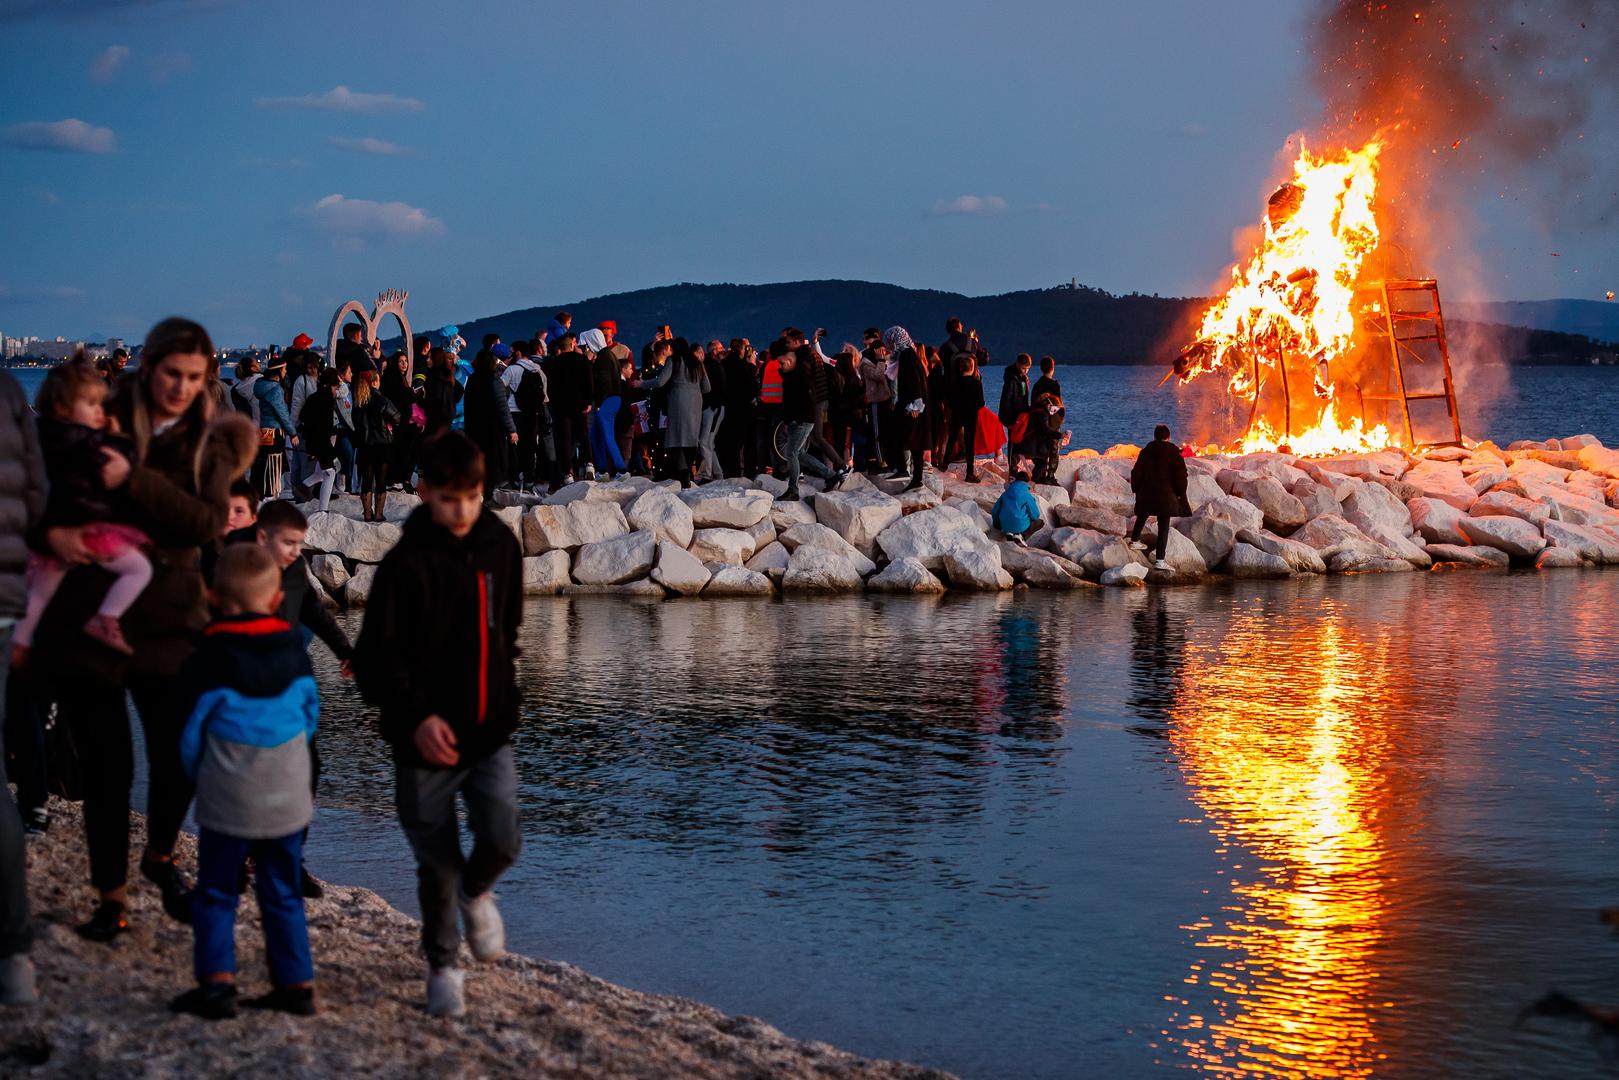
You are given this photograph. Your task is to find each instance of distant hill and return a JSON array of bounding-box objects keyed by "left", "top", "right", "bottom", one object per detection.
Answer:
[
  {"left": 409, "top": 279, "right": 1616, "bottom": 367},
  {"left": 1448, "top": 298, "right": 1619, "bottom": 343}
]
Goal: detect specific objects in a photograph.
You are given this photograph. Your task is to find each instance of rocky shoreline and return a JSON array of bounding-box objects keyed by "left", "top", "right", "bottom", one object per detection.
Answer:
[
  {"left": 0, "top": 799, "right": 950, "bottom": 1078},
  {"left": 298, "top": 436, "right": 1619, "bottom": 602}
]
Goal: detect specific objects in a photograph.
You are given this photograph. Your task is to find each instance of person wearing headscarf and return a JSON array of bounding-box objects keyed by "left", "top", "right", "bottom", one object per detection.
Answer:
[{"left": 882, "top": 327, "right": 929, "bottom": 492}]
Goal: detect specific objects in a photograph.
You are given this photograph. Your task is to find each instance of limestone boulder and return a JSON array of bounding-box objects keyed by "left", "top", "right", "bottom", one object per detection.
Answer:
[
  {"left": 1185, "top": 471, "right": 1225, "bottom": 512},
  {"left": 688, "top": 528, "right": 756, "bottom": 566},
  {"left": 1082, "top": 539, "right": 1150, "bottom": 581},
  {"left": 1067, "top": 481, "right": 1136, "bottom": 517},
  {"left": 563, "top": 578, "right": 667, "bottom": 598},
  {"left": 1100, "top": 563, "right": 1148, "bottom": 587},
  {"left": 310, "top": 553, "right": 349, "bottom": 594},
  {"left": 343, "top": 562, "right": 379, "bottom": 606},
  {"left": 1071, "top": 459, "right": 1133, "bottom": 496},
  {"left": 1575, "top": 443, "right": 1619, "bottom": 480},
  {"left": 769, "top": 500, "right": 818, "bottom": 531},
  {"left": 1457, "top": 515, "right": 1546, "bottom": 560},
  {"left": 650, "top": 541, "right": 712, "bottom": 596},
  {"left": 1350, "top": 517, "right": 1432, "bottom": 568},
  {"left": 1045, "top": 526, "right": 1109, "bottom": 568},
  {"left": 744, "top": 541, "right": 791, "bottom": 575},
  {"left": 875, "top": 506, "right": 996, "bottom": 571},
  {"left": 1291, "top": 515, "right": 1392, "bottom": 561},
  {"left": 1408, "top": 497, "right": 1471, "bottom": 546},
  {"left": 898, "top": 486, "right": 943, "bottom": 514},
  {"left": 1288, "top": 479, "right": 1340, "bottom": 521},
  {"left": 1535, "top": 546, "right": 1585, "bottom": 569},
  {"left": 812, "top": 490, "right": 904, "bottom": 559},
  {"left": 753, "top": 473, "right": 788, "bottom": 497},
  {"left": 1542, "top": 519, "right": 1619, "bottom": 565},
  {"left": 1466, "top": 466, "right": 1510, "bottom": 495},
  {"left": 945, "top": 497, "right": 993, "bottom": 532},
  {"left": 1328, "top": 550, "right": 1414, "bottom": 574},
  {"left": 702, "top": 566, "right": 775, "bottom": 597},
  {"left": 1342, "top": 481, "right": 1413, "bottom": 537},
  {"left": 571, "top": 529, "right": 657, "bottom": 585},
  {"left": 303, "top": 512, "right": 402, "bottom": 564},
  {"left": 523, "top": 501, "right": 629, "bottom": 555},
  {"left": 678, "top": 487, "right": 774, "bottom": 529},
  {"left": 1179, "top": 514, "right": 1238, "bottom": 568},
  {"left": 1231, "top": 475, "right": 1308, "bottom": 532},
  {"left": 1426, "top": 544, "right": 1510, "bottom": 568},
  {"left": 495, "top": 505, "right": 525, "bottom": 546},
  {"left": 625, "top": 489, "right": 695, "bottom": 549},
  {"left": 866, "top": 557, "right": 947, "bottom": 594},
  {"left": 1052, "top": 503, "right": 1130, "bottom": 535},
  {"left": 1188, "top": 494, "right": 1264, "bottom": 534},
  {"left": 1135, "top": 526, "right": 1208, "bottom": 578},
  {"left": 778, "top": 523, "right": 875, "bottom": 575},
  {"left": 1235, "top": 528, "right": 1327, "bottom": 574},
  {"left": 1470, "top": 489, "right": 1553, "bottom": 525},
  {"left": 744, "top": 516, "right": 777, "bottom": 554},
  {"left": 1403, "top": 459, "right": 1476, "bottom": 511},
  {"left": 522, "top": 550, "right": 572, "bottom": 595},
  {"left": 1228, "top": 542, "right": 1292, "bottom": 579},
  {"left": 781, "top": 545, "right": 865, "bottom": 592},
  {"left": 942, "top": 546, "right": 1013, "bottom": 591},
  {"left": 997, "top": 542, "right": 1086, "bottom": 584}
]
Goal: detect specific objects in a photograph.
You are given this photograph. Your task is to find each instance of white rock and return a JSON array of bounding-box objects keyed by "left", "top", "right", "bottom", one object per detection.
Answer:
[
  {"left": 303, "top": 512, "right": 402, "bottom": 564},
  {"left": 1071, "top": 458, "right": 1133, "bottom": 496},
  {"left": 1469, "top": 490, "right": 1552, "bottom": 525},
  {"left": 942, "top": 546, "right": 1013, "bottom": 591},
  {"left": 944, "top": 497, "right": 993, "bottom": 532},
  {"left": 1408, "top": 497, "right": 1471, "bottom": 546},
  {"left": 310, "top": 553, "right": 349, "bottom": 593},
  {"left": 1189, "top": 494, "right": 1264, "bottom": 534},
  {"left": 1457, "top": 515, "right": 1547, "bottom": 560},
  {"left": 679, "top": 487, "right": 774, "bottom": 529},
  {"left": 744, "top": 515, "right": 777, "bottom": 554},
  {"left": 1052, "top": 503, "right": 1130, "bottom": 535},
  {"left": 997, "top": 541, "right": 1085, "bottom": 583},
  {"left": 1288, "top": 479, "right": 1341, "bottom": 520},
  {"left": 571, "top": 529, "right": 658, "bottom": 585},
  {"left": 1291, "top": 515, "right": 1393, "bottom": 561},
  {"left": 1466, "top": 466, "right": 1510, "bottom": 495},
  {"left": 1403, "top": 459, "right": 1477, "bottom": 511},
  {"left": 1083, "top": 539, "right": 1150, "bottom": 580},
  {"left": 1228, "top": 542, "right": 1292, "bottom": 578},
  {"left": 1100, "top": 563, "right": 1148, "bottom": 587},
  {"left": 812, "top": 490, "right": 903, "bottom": 559},
  {"left": 495, "top": 505, "right": 525, "bottom": 546},
  {"left": 702, "top": 566, "right": 775, "bottom": 596},
  {"left": 769, "top": 500, "right": 818, "bottom": 531},
  {"left": 744, "top": 541, "right": 791, "bottom": 574},
  {"left": 1179, "top": 514, "right": 1238, "bottom": 568},
  {"left": 1542, "top": 519, "right": 1619, "bottom": 564},
  {"left": 1535, "top": 547, "right": 1585, "bottom": 569},
  {"left": 1185, "top": 471, "right": 1225, "bottom": 512},
  {"left": 777, "top": 523, "right": 875, "bottom": 575},
  {"left": 1328, "top": 550, "right": 1415, "bottom": 574},
  {"left": 1575, "top": 443, "right": 1619, "bottom": 480},
  {"left": 1134, "top": 525, "right": 1208, "bottom": 577},
  {"left": 688, "top": 528, "right": 756, "bottom": 566},
  {"left": 1349, "top": 516, "right": 1432, "bottom": 568},
  {"left": 343, "top": 562, "right": 378, "bottom": 606},
  {"left": 523, "top": 501, "right": 629, "bottom": 554},
  {"left": 1068, "top": 480, "right": 1136, "bottom": 517},
  {"left": 1341, "top": 481, "right": 1413, "bottom": 537},
  {"left": 650, "top": 540, "right": 712, "bottom": 596},
  {"left": 1234, "top": 527, "right": 1327, "bottom": 574},
  {"left": 753, "top": 473, "right": 788, "bottom": 497},
  {"left": 875, "top": 505, "right": 996, "bottom": 571},
  {"left": 781, "top": 545, "right": 864, "bottom": 592},
  {"left": 1426, "top": 544, "right": 1510, "bottom": 568},
  {"left": 625, "top": 488, "right": 695, "bottom": 549},
  {"left": 866, "top": 557, "right": 947, "bottom": 594},
  {"left": 1231, "top": 475, "right": 1308, "bottom": 532},
  {"left": 1045, "top": 526, "right": 1109, "bottom": 567},
  {"left": 522, "top": 551, "right": 572, "bottom": 595},
  {"left": 897, "top": 486, "right": 942, "bottom": 513}
]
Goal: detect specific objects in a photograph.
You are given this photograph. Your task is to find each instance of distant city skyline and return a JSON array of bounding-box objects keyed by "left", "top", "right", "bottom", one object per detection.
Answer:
[{"left": 1, "top": 0, "right": 1614, "bottom": 346}]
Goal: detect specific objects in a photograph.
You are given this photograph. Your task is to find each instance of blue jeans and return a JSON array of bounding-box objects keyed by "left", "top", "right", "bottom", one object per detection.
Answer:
[
  {"left": 193, "top": 828, "right": 312, "bottom": 986},
  {"left": 0, "top": 626, "right": 29, "bottom": 959},
  {"left": 782, "top": 421, "right": 832, "bottom": 493},
  {"left": 589, "top": 396, "right": 626, "bottom": 473}
]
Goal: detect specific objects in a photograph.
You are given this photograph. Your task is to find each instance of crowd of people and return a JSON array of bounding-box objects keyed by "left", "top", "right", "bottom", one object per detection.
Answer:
[{"left": 0, "top": 309, "right": 1184, "bottom": 1028}]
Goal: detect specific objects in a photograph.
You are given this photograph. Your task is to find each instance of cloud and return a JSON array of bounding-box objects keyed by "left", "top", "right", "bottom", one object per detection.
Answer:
[
  {"left": 930, "top": 194, "right": 1008, "bottom": 217},
  {"left": 148, "top": 50, "right": 191, "bottom": 83},
  {"left": 256, "top": 85, "right": 425, "bottom": 114},
  {"left": 0, "top": 284, "right": 86, "bottom": 302},
  {"left": 328, "top": 135, "right": 411, "bottom": 157},
  {"left": 304, "top": 193, "right": 444, "bottom": 238},
  {"left": 89, "top": 44, "right": 128, "bottom": 82},
  {"left": 4, "top": 118, "right": 117, "bottom": 155}
]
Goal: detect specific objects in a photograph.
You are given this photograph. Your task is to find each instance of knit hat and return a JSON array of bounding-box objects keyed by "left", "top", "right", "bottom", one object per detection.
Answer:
[
  {"left": 291, "top": 332, "right": 314, "bottom": 350},
  {"left": 598, "top": 319, "right": 617, "bottom": 334},
  {"left": 881, "top": 326, "right": 914, "bottom": 354},
  {"left": 492, "top": 343, "right": 511, "bottom": 360}
]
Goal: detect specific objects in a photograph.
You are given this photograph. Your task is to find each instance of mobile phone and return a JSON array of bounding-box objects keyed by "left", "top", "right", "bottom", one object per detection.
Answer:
[{"left": 660, "top": 325, "right": 672, "bottom": 338}]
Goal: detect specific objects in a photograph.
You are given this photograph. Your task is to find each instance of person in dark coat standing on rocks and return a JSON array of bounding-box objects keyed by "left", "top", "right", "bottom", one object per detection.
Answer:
[
  {"left": 462, "top": 347, "right": 517, "bottom": 504},
  {"left": 1128, "top": 424, "right": 1189, "bottom": 571},
  {"left": 0, "top": 368, "right": 44, "bottom": 1003},
  {"left": 1000, "top": 353, "right": 1031, "bottom": 434},
  {"left": 544, "top": 333, "right": 594, "bottom": 485},
  {"left": 942, "top": 353, "right": 986, "bottom": 483},
  {"left": 883, "top": 327, "right": 930, "bottom": 492}
]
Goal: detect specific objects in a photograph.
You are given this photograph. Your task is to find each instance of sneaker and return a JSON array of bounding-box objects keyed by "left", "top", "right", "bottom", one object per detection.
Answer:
[
  {"left": 75, "top": 900, "right": 128, "bottom": 943},
  {"left": 426, "top": 967, "right": 465, "bottom": 1018},
  {"left": 1128, "top": 540, "right": 1147, "bottom": 552},
  {"left": 83, "top": 614, "right": 134, "bottom": 656},
  {"left": 1009, "top": 533, "right": 1028, "bottom": 547},
  {"left": 584, "top": 464, "right": 597, "bottom": 481},
  {"left": 562, "top": 474, "right": 575, "bottom": 485},
  {"left": 460, "top": 891, "right": 505, "bottom": 962},
  {"left": 242, "top": 985, "right": 316, "bottom": 1016},
  {"left": 170, "top": 983, "right": 238, "bottom": 1020},
  {"left": 1154, "top": 559, "right": 1172, "bottom": 571},
  {"left": 0, "top": 955, "right": 36, "bottom": 1006},
  {"left": 141, "top": 856, "right": 194, "bottom": 925},
  {"left": 778, "top": 490, "right": 800, "bottom": 503},
  {"left": 300, "top": 865, "right": 324, "bottom": 900}
]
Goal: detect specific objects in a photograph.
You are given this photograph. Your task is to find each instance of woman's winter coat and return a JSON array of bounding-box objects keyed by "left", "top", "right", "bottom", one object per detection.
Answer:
[
  {"left": 352, "top": 390, "right": 402, "bottom": 448},
  {"left": 299, "top": 387, "right": 339, "bottom": 468},
  {"left": 462, "top": 369, "right": 515, "bottom": 448},
  {"left": 644, "top": 360, "right": 711, "bottom": 448},
  {"left": 1130, "top": 438, "right": 1189, "bottom": 518}
]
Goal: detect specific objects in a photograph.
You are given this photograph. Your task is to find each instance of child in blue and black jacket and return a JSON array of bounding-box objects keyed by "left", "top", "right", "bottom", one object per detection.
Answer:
[{"left": 171, "top": 542, "right": 320, "bottom": 1021}]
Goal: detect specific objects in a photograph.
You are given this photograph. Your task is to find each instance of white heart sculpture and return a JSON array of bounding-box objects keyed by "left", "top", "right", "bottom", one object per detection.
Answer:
[{"left": 327, "top": 288, "right": 414, "bottom": 377}]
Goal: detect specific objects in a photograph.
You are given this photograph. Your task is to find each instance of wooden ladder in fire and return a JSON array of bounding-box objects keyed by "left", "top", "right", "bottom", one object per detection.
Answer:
[{"left": 1357, "top": 278, "right": 1464, "bottom": 449}]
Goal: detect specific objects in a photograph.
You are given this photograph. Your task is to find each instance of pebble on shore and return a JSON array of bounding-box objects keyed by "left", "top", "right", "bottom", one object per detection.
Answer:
[
  {"left": 297, "top": 436, "right": 1619, "bottom": 600},
  {"left": 0, "top": 799, "right": 951, "bottom": 1079}
]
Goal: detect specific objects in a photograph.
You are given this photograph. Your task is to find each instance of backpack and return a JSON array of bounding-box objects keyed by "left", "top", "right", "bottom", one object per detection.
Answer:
[
  {"left": 230, "top": 376, "right": 261, "bottom": 426},
  {"left": 515, "top": 365, "right": 548, "bottom": 415}
]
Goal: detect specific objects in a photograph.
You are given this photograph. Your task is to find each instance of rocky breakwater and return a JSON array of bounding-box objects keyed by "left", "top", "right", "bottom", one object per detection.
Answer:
[
  {"left": 294, "top": 433, "right": 1619, "bottom": 600},
  {"left": 0, "top": 799, "right": 949, "bottom": 1078}
]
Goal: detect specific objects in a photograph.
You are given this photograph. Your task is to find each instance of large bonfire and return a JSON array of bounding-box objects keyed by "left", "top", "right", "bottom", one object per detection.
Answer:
[{"left": 1174, "top": 139, "right": 1399, "bottom": 456}]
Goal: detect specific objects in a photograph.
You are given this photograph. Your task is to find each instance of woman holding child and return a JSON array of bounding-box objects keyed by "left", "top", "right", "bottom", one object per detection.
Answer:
[{"left": 38, "top": 317, "right": 258, "bottom": 941}]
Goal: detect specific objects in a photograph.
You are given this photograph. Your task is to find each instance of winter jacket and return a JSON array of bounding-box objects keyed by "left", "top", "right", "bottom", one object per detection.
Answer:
[
  {"left": 421, "top": 367, "right": 462, "bottom": 434},
  {"left": 545, "top": 349, "right": 594, "bottom": 416},
  {"left": 1031, "top": 375, "right": 1062, "bottom": 404},
  {"left": 0, "top": 371, "right": 46, "bottom": 620},
  {"left": 779, "top": 361, "right": 819, "bottom": 425},
  {"left": 723, "top": 354, "right": 759, "bottom": 414},
  {"left": 859, "top": 358, "right": 892, "bottom": 405},
  {"left": 354, "top": 506, "right": 523, "bottom": 770},
  {"left": 644, "top": 359, "right": 710, "bottom": 448},
  {"left": 1130, "top": 438, "right": 1189, "bottom": 518},
  {"left": 179, "top": 614, "right": 318, "bottom": 839},
  {"left": 802, "top": 347, "right": 830, "bottom": 407},
  {"left": 947, "top": 373, "right": 985, "bottom": 421},
  {"left": 216, "top": 527, "right": 353, "bottom": 661},
  {"left": 289, "top": 373, "right": 318, "bottom": 427},
  {"left": 702, "top": 355, "right": 728, "bottom": 411},
  {"left": 381, "top": 367, "right": 418, "bottom": 425},
  {"left": 299, "top": 387, "right": 339, "bottom": 468},
  {"left": 463, "top": 369, "right": 515, "bottom": 447},
  {"left": 894, "top": 348, "right": 929, "bottom": 415},
  {"left": 35, "top": 416, "right": 134, "bottom": 529},
  {"left": 999, "top": 367, "right": 1030, "bottom": 429},
  {"left": 992, "top": 481, "right": 1042, "bottom": 536},
  {"left": 254, "top": 376, "right": 297, "bottom": 440},
  {"left": 352, "top": 390, "right": 401, "bottom": 448},
  {"left": 593, "top": 344, "right": 631, "bottom": 405}
]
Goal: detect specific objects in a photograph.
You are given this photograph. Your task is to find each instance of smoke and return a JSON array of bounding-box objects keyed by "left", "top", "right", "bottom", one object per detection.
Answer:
[{"left": 1311, "top": 1, "right": 1619, "bottom": 256}]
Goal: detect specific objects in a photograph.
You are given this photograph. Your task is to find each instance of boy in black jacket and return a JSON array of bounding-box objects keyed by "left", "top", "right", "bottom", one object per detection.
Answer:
[{"left": 353, "top": 432, "right": 522, "bottom": 1019}]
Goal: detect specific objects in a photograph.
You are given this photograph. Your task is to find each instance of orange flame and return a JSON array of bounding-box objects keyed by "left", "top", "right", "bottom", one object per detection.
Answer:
[{"left": 1178, "top": 140, "right": 1393, "bottom": 455}]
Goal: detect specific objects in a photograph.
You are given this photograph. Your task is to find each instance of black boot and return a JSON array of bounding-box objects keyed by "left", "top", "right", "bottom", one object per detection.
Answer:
[
  {"left": 170, "top": 983, "right": 238, "bottom": 1020},
  {"left": 242, "top": 985, "right": 316, "bottom": 1016},
  {"left": 142, "top": 856, "right": 194, "bottom": 925},
  {"left": 75, "top": 900, "right": 128, "bottom": 943}
]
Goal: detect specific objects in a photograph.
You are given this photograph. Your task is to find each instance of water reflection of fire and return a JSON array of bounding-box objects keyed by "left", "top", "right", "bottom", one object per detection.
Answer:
[
  {"left": 1161, "top": 605, "right": 1401, "bottom": 1077},
  {"left": 1174, "top": 140, "right": 1419, "bottom": 456}
]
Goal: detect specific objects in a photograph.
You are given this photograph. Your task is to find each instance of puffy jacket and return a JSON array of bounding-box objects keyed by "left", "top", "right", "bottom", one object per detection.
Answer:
[
  {"left": 992, "top": 481, "right": 1042, "bottom": 535},
  {"left": 1131, "top": 439, "right": 1189, "bottom": 518},
  {"left": 354, "top": 506, "right": 523, "bottom": 769},
  {"left": 179, "top": 614, "right": 318, "bottom": 839},
  {"left": 254, "top": 376, "right": 297, "bottom": 439},
  {"left": 352, "top": 390, "right": 401, "bottom": 448},
  {"left": 0, "top": 371, "right": 46, "bottom": 620}
]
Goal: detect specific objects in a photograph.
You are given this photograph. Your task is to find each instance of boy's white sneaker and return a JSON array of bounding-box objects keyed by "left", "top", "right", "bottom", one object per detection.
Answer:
[
  {"left": 1154, "top": 559, "right": 1172, "bottom": 571},
  {"left": 460, "top": 891, "right": 506, "bottom": 962},
  {"left": 1128, "top": 540, "right": 1147, "bottom": 551},
  {"left": 426, "top": 966, "right": 465, "bottom": 1018}
]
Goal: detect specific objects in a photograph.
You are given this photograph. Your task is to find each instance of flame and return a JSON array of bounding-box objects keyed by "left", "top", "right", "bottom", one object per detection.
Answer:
[{"left": 1178, "top": 140, "right": 1391, "bottom": 455}]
